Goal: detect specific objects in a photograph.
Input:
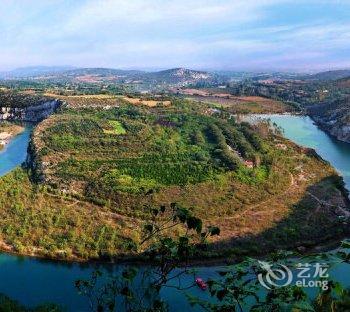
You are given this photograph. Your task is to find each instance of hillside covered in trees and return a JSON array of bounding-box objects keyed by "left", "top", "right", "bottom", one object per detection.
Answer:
[{"left": 0, "top": 99, "right": 345, "bottom": 261}]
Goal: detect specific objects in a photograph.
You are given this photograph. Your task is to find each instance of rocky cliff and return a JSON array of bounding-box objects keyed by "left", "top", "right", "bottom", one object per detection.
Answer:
[
  {"left": 0, "top": 99, "right": 61, "bottom": 122},
  {"left": 308, "top": 97, "right": 350, "bottom": 143}
]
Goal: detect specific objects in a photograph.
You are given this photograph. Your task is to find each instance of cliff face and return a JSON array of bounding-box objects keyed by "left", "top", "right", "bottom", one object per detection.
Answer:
[
  {"left": 0, "top": 100, "right": 61, "bottom": 122},
  {"left": 0, "top": 97, "right": 62, "bottom": 180},
  {"left": 308, "top": 97, "right": 350, "bottom": 143}
]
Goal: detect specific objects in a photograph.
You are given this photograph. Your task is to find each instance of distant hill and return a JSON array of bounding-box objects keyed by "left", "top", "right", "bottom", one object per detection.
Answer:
[
  {"left": 152, "top": 68, "right": 211, "bottom": 78},
  {"left": 62, "top": 67, "right": 144, "bottom": 78},
  {"left": 305, "top": 69, "right": 350, "bottom": 81},
  {"left": 59, "top": 67, "right": 220, "bottom": 86},
  {"left": 0, "top": 66, "right": 224, "bottom": 87},
  {"left": 63, "top": 67, "right": 219, "bottom": 84},
  {"left": 334, "top": 77, "right": 350, "bottom": 88},
  {"left": 144, "top": 68, "right": 219, "bottom": 85},
  {"left": 0, "top": 66, "right": 75, "bottom": 79},
  {"left": 2, "top": 66, "right": 305, "bottom": 86}
]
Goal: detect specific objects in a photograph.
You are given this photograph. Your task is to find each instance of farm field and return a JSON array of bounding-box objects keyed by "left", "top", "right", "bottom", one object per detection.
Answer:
[
  {"left": 43, "top": 93, "right": 172, "bottom": 108},
  {"left": 183, "top": 91, "right": 292, "bottom": 114},
  {"left": 43, "top": 93, "right": 121, "bottom": 108},
  {"left": 120, "top": 95, "right": 171, "bottom": 107}
]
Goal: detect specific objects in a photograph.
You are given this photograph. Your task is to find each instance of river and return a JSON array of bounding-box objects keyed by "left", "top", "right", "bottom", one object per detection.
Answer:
[
  {"left": 0, "top": 126, "right": 31, "bottom": 177},
  {"left": 252, "top": 114, "right": 350, "bottom": 189},
  {"left": 0, "top": 116, "right": 349, "bottom": 311}
]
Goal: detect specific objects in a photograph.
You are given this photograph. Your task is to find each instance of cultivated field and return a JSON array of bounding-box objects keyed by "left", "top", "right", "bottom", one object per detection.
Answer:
[
  {"left": 187, "top": 94, "right": 291, "bottom": 114},
  {"left": 44, "top": 94, "right": 121, "bottom": 108},
  {"left": 44, "top": 93, "right": 172, "bottom": 108},
  {"left": 120, "top": 96, "right": 171, "bottom": 107}
]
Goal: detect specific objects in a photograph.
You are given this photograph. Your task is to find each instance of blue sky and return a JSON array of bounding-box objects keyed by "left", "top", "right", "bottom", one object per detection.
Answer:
[{"left": 1, "top": 0, "right": 350, "bottom": 72}]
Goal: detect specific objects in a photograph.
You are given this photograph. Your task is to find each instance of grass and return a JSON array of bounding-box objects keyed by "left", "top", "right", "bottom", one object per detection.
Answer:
[{"left": 103, "top": 120, "right": 126, "bottom": 135}]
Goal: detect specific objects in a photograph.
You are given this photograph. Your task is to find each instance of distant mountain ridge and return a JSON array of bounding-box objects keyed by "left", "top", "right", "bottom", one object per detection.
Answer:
[
  {"left": 0, "top": 66, "right": 223, "bottom": 86},
  {"left": 144, "top": 68, "right": 219, "bottom": 84},
  {"left": 0, "top": 66, "right": 75, "bottom": 78},
  {"left": 62, "top": 67, "right": 144, "bottom": 77},
  {"left": 62, "top": 67, "right": 217, "bottom": 81},
  {"left": 150, "top": 68, "right": 212, "bottom": 79},
  {"left": 4, "top": 66, "right": 350, "bottom": 87},
  {"left": 304, "top": 69, "right": 350, "bottom": 81}
]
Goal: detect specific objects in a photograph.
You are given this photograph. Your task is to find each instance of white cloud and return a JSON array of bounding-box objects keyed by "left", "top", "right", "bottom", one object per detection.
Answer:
[
  {"left": 65, "top": 0, "right": 269, "bottom": 28},
  {"left": 0, "top": 0, "right": 349, "bottom": 71}
]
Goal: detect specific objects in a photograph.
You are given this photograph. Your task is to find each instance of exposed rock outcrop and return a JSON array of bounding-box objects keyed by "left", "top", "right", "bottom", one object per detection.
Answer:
[
  {"left": 308, "top": 97, "right": 350, "bottom": 143},
  {"left": 0, "top": 93, "right": 63, "bottom": 180},
  {"left": 0, "top": 99, "right": 61, "bottom": 122}
]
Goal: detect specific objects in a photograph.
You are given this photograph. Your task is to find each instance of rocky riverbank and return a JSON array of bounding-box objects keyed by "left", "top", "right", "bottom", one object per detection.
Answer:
[
  {"left": 0, "top": 123, "right": 25, "bottom": 150},
  {"left": 307, "top": 97, "right": 350, "bottom": 144},
  {"left": 311, "top": 116, "right": 350, "bottom": 143}
]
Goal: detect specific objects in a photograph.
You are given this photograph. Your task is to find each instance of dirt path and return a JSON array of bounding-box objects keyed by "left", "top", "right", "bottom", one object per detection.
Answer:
[{"left": 222, "top": 172, "right": 295, "bottom": 221}]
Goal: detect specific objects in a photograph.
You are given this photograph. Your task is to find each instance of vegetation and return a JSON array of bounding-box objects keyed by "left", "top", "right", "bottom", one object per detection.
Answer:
[
  {"left": 0, "top": 294, "right": 61, "bottom": 312},
  {"left": 72, "top": 207, "right": 350, "bottom": 312},
  {"left": 0, "top": 167, "right": 141, "bottom": 260},
  {"left": 0, "top": 205, "right": 348, "bottom": 311},
  {"left": 0, "top": 89, "right": 53, "bottom": 108},
  {"left": 34, "top": 102, "right": 267, "bottom": 196},
  {"left": 0, "top": 100, "right": 342, "bottom": 260},
  {"left": 0, "top": 121, "right": 24, "bottom": 135},
  {"left": 103, "top": 120, "right": 126, "bottom": 135},
  {"left": 43, "top": 94, "right": 121, "bottom": 108},
  {"left": 186, "top": 94, "right": 292, "bottom": 114},
  {"left": 1, "top": 69, "right": 350, "bottom": 311}
]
